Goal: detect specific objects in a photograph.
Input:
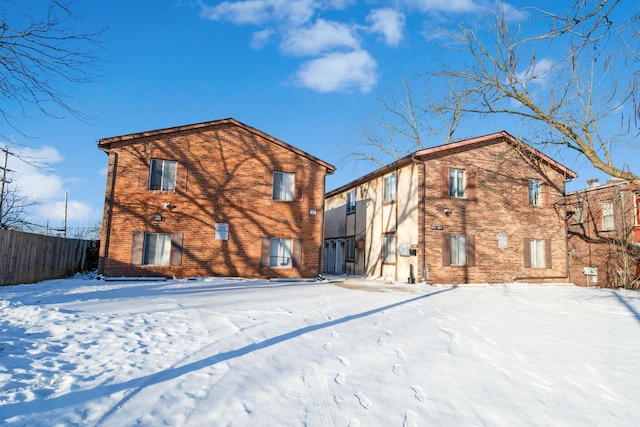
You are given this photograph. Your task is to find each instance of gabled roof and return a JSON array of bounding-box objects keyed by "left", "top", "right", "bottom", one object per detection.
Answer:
[
  {"left": 326, "top": 131, "right": 577, "bottom": 197},
  {"left": 97, "top": 117, "right": 335, "bottom": 173}
]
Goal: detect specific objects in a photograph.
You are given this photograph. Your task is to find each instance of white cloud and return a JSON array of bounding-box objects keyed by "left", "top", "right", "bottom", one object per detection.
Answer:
[
  {"left": 402, "top": 0, "right": 481, "bottom": 13},
  {"left": 5, "top": 145, "right": 96, "bottom": 227},
  {"left": 293, "top": 50, "right": 377, "bottom": 93},
  {"left": 366, "top": 8, "right": 405, "bottom": 46},
  {"left": 36, "top": 200, "right": 92, "bottom": 223},
  {"left": 281, "top": 19, "right": 360, "bottom": 56},
  {"left": 516, "top": 58, "right": 555, "bottom": 84},
  {"left": 200, "top": 0, "right": 316, "bottom": 26},
  {"left": 251, "top": 28, "right": 275, "bottom": 49}
]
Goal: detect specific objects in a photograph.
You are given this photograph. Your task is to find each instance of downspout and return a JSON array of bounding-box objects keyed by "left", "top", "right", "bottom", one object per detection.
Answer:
[
  {"left": 99, "top": 151, "right": 117, "bottom": 274},
  {"left": 319, "top": 170, "right": 328, "bottom": 277},
  {"left": 421, "top": 159, "right": 427, "bottom": 283}
]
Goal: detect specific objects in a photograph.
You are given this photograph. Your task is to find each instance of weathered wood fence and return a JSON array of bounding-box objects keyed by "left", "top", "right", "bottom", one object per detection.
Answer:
[{"left": 0, "top": 229, "right": 99, "bottom": 286}]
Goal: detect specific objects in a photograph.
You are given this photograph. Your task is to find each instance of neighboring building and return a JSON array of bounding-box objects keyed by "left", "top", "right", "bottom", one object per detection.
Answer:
[
  {"left": 98, "top": 118, "right": 335, "bottom": 279},
  {"left": 324, "top": 131, "right": 577, "bottom": 284},
  {"left": 566, "top": 178, "right": 640, "bottom": 287}
]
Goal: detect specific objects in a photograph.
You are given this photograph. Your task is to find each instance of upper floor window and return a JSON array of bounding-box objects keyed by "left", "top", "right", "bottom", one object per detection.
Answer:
[
  {"left": 270, "top": 238, "right": 292, "bottom": 268},
  {"left": 528, "top": 179, "right": 541, "bottom": 206},
  {"left": 602, "top": 201, "right": 615, "bottom": 230},
  {"left": 143, "top": 232, "right": 172, "bottom": 266},
  {"left": 347, "top": 190, "right": 356, "bottom": 213},
  {"left": 273, "top": 172, "right": 295, "bottom": 201},
  {"left": 149, "top": 159, "right": 177, "bottom": 191},
  {"left": 383, "top": 173, "right": 396, "bottom": 203},
  {"left": 382, "top": 234, "right": 396, "bottom": 263},
  {"left": 449, "top": 168, "right": 466, "bottom": 198},
  {"left": 572, "top": 206, "right": 584, "bottom": 225}
]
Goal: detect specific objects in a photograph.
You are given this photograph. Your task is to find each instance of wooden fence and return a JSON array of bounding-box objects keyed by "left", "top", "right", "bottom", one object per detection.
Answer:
[{"left": 0, "top": 229, "right": 99, "bottom": 286}]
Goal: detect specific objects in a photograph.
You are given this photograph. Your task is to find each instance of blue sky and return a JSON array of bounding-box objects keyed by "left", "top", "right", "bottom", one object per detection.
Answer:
[{"left": 2, "top": 0, "right": 636, "bottom": 233}]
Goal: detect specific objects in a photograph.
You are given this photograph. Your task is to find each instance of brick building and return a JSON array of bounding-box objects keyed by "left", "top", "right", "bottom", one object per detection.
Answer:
[
  {"left": 98, "top": 118, "right": 335, "bottom": 279},
  {"left": 566, "top": 178, "right": 640, "bottom": 287},
  {"left": 324, "top": 131, "right": 577, "bottom": 284}
]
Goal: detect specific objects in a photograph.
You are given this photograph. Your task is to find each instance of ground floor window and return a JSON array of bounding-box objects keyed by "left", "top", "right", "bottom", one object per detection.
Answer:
[
  {"left": 345, "top": 237, "right": 356, "bottom": 261},
  {"left": 143, "top": 232, "right": 172, "bottom": 266},
  {"left": 270, "top": 238, "right": 292, "bottom": 268},
  {"left": 382, "top": 234, "right": 396, "bottom": 263},
  {"left": 530, "top": 239, "right": 545, "bottom": 268},
  {"left": 450, "top": 234, "right": 467, "bottom": 266},
  {"left": 524, "top": 238, "right": 550, "bottom": 268}
]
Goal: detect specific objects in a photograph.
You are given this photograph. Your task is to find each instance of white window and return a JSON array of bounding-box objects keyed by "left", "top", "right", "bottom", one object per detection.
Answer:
[
  {"left": 572, "top": 206, "right": 583, "bottom": 224},
  {"left": 382, "top": 234, "right": 396, "bottom": 263},
  {"left": 273, "top": 172, "right": 295, "bottom": 201},
  {"left": 143, "top": 232, "right": 172, "bottom": 266},
  {"left": 347, "top": 190, "right": 356, "bottom": 213},
  {"left": 530, "top": 239, "right": 545, "bottom": 268},
  {"left": 602, "top": 201, "right": 614, "bottom": 230},
  {"left": 450, "top": 168, "right": 466, "bottom": 198},
  {"left": 528, "top": 179, "right": 541, "bottom": 206},
  {"left": 450, "top": 234, "right": 467, "bottom": 266},
  {"left": 270, "top": 238, "right": 292, "bottom": 268},
  {"left": 149, "top": 159, "right": 177, "bottom": 191},
  {"left": 383, "top": 173, "right": 396, "bottom": 203}
]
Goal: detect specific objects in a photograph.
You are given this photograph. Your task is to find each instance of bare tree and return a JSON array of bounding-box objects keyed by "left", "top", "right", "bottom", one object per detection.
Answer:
[
  {"left": 351, "top": 77, "right": 467, "bottom": 165},
  {"left": 426, "top": 0, "right": 639, "bottom": 185},
  {"left": 0, "top": 0, "right": 104, "bottom": 135},
  {"left": 0, "top": 183, "right": 38, "bottom": 230}
]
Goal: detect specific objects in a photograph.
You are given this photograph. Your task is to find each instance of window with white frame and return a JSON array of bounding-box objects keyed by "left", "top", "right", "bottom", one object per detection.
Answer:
[
  {"left": 450, "top": 234, "right": 467, "bottom": 266},
  {"left": 572, "top": 206, "right": 584, "bottom": 224},
  {"left": 530, "top": 239, "right": 545, "bottom": 268},
  {"left": 449, "top": 168, "right": 466, "bottom": 198},
  {"left": 383, "top": 173, "right": 396, "bottom": 203},
  {"left": 273, "top": 172, "right": 295, "bottom": 201},
  {"left": 143, "top": 232, "right": 172, "bottom": 266},
  {"left": 602, "top": 201, "right": 615, "bottom": 230},
  {"left": 382, "top": 234, "right": 396, "bottom": 263},
  {"left": 528, "top": 179, "right": 541, "bottom": 206},
  {"left": 270, "top": 238, "right": 292, "bottom": 267},
  {"left": 347, "top": 190, "right": 356, "bottom": 213},
  {"left": 149, "top": 159, "right": 177, "bottom": 191}
]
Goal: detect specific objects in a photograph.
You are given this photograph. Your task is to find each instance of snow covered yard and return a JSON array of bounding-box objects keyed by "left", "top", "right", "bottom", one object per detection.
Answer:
[{"left": 0, "top": 276, "right": 639, "bottom": 426}]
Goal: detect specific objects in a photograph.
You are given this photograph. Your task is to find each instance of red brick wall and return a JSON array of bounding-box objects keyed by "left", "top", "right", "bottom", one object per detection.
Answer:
[
  {"left": 565, "top": 182, "right": 639, "bottom": 287},
  {"left": 420, "top": 140, "right": 571, "bottom": 284},
  {"left": 99, "top": 123, "right": 329, "bottom": 279}
]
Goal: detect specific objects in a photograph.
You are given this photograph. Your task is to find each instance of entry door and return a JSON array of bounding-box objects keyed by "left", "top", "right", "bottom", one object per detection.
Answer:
[{"left": 325, "top": 241, "right": 336, "bottom": 273}]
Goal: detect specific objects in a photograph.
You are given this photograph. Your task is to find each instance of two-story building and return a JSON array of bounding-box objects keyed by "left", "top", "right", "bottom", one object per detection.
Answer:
[
  {"left": 98, "top": 118, "right": 335, "bottom": 279},
  {"left": 324, "top": 131, "right": 577, "bottom": 284},
  {"left": 566, "top": 178, "right": 640, "bottom": 287}
]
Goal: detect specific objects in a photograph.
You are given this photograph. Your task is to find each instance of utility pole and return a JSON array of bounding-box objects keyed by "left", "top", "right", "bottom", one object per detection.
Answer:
[{"left": 0, "top": 147, "right": 9, "bottom": 225}]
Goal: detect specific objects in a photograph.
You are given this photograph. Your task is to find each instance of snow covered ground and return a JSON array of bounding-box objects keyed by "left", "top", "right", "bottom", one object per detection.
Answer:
[{"left": 0, "top": 276, "right": 639, "bottom": 426}]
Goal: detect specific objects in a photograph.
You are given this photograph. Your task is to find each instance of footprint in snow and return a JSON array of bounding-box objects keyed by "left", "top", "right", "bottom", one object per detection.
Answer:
[
  {"left": 395, "top": 349, "right": 408, "bottom": 360},
  {"left": 411, "top": 386, "right": 427, "bottom": 403},
  {"left": 403, "top": 410, "right": 418, "bottom": 427},
  {"left": 337, "top": 356, "right": 351, "bottom": 366},
  {"left": 348, "top": 419, "right": 360, "bottom": 427},
  {"left": 354, "top": 393, "right": 371, "bottom": 409},
  {"left": 335, "top": 372, "right": 346, "bottom": 385},
  {"left": 323, "top": 342, "right": 332, "bottom": 350},
  {"left": 386, "top": 330, "right": 394, "bottom": 336},
  {"left": 393, "top": 364, "right": 405, "bottom": 376},
  {"left": 330, "top": 330, "right": 340, "bottom": 338},
  {"left": 377, "top": 338, "right": 386, "bottom": 346}
]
